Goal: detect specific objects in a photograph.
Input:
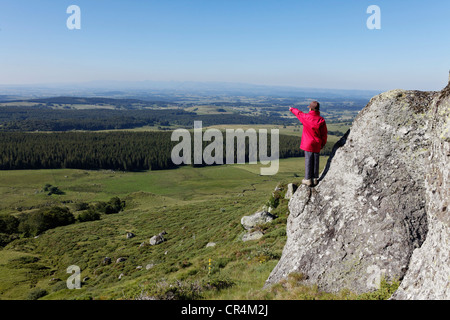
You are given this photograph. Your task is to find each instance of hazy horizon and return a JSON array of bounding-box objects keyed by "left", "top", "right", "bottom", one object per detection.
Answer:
[{"left": 0, "top": 79, "right": 386, "bottom": 101}]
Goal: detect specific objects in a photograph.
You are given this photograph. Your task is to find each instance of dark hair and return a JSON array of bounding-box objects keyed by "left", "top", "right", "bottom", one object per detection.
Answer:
[{"left": 309, "top": 101, "right": 320, "bottom": 111}]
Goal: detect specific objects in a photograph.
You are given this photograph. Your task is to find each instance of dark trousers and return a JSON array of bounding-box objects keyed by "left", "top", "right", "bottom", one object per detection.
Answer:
[{"left": 304, "top": 151, "right": 320, "bottom": 180}]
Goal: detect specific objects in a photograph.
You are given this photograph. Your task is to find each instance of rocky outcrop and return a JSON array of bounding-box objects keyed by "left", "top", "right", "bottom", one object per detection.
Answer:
[
  {"left": 390, "top": 83, "right": 450, "bottom": 299},
  {"left": 265, "top": 80, "right": 449, "bottom": 299}
]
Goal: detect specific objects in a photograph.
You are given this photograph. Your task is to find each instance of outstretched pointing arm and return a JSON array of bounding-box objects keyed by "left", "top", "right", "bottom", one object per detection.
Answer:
[{"left": 289, "top": 107, "right": 303, "bottom": 118}]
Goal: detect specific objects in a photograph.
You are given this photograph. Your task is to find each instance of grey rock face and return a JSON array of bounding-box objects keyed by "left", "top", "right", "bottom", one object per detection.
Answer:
[
  {"left": 266, "top": 84, "right": 449, "bottom": 299},
  {"left": 391, "top": 84, "right": 450, "bottom": 300}
]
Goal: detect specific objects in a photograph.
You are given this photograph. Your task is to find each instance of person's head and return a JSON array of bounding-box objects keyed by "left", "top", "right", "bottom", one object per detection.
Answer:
[{"left": 309, "top": 101, "right": 320, "bottom": 111}]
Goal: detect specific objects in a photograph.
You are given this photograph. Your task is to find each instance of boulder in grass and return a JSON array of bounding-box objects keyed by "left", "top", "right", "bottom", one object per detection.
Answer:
[
  {"left": 242, "top": 230, "right": 264, "bottom": 242},
  {"left": 241, "top": 211, "right": 277, "bottom": 230},
  {"left": 150, "top": 231, "right": 167, "bottom": 246}
]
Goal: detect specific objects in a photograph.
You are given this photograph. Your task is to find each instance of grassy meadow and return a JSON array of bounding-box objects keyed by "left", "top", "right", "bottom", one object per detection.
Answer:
[
  {"left": 0, "top": 157, "right": 314, "bottom": 300},
  {"left": 0, "top": 155, "right": 398, "bottom": 300}
]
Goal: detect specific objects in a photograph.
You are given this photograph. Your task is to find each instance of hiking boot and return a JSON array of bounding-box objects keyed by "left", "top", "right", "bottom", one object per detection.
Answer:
[{"left": 302, "top": 179, "right": 312, "bottom": 187}]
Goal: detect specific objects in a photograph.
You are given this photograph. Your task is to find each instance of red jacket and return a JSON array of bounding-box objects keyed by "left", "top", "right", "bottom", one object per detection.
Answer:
[{"left": 290, "top": 108, "right": 328, "bottom": 153}]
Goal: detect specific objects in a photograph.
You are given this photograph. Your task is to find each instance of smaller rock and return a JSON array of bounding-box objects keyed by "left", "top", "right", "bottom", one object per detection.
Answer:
[
  {"left": 102, "top": 257, "right": 112, "bottom": 265},
  {"left": 116, "top": 257, "right": 126, "bottom": 263},
  {"left": 146, "top": 263, "right": 155, "bottom": 270},
  {"left": 126, "top": 232, "right": 135, "bottom": 239},
  {"left": 242, "top": 230, "right": 264, "bottom": 242},
  {"left": 150, "top": 231, "right": 167, "bottom": 246},
  {"left": 206, "top": 242, "right": 216, "bottom": 248},
  {"left": 241, "top": 211, "right": 277, "bottom": 230},
  {"left": 118, "top": 273, "right": 124, "bottom": 280}
]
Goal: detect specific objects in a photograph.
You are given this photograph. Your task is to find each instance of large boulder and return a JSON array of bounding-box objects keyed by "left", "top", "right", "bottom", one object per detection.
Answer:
[{"left": 265, "top": 80, "right": 450, "bottom": 299}]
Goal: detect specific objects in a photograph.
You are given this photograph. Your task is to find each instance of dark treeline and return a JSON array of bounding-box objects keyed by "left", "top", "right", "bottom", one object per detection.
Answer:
[
  {"left": 0, "top": 106, "right": 288, "bottom": 132},
  {"left": 0, "top": 131, "right": 333, "bottom": 171},
  {"left": 0, "top": 131, "right": 176, "bottom": 171}
]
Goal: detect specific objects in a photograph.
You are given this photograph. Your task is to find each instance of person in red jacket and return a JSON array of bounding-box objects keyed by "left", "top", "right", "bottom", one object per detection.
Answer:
[{"left": 289, "top": 101, "right": 327, "bottom": 187}]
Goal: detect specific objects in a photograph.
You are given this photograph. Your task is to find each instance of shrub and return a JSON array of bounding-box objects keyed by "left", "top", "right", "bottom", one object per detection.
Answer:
[
  {"left": 43, "top": 184, "right": 64, "bottom": 195},
  {"left": 203, "top": 276, "right": 235, "bottom": 291},
  {"left": 51, "top": 281, "right": 68, "bottom": 293},
  {"left": 103, "top": 204, "right": 116, "bottom": 215},
  {"left": 0, "top": 233, "right": 18, "bottom": 247},
  {"left": 140, "top": 280, "right": 203, "bottom": 300},
  {"left": 74, "top": 202, "right": 90, "bottom": 211},
  {"left": 92, "top": 197, "right": 126, "bottom": 215},
  {"left": 18, "top": 206, "right": 75, "bottom": 236},
  {"left": 0, "top": 214, "right": 19, "bottom": 234},
  {"left": 108, "top": 196, "right": 126, "bottom": 213},
  {"left": 77, "top": 208, "right": 101, "bottom": 222},
  {"left": 27, "top": 288, "right": 48, "bottom": 300}
]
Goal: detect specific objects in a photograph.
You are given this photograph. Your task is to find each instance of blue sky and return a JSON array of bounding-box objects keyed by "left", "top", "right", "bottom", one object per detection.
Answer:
[{"left": 0, "top": 0, "right": 449, "bottom": 90}]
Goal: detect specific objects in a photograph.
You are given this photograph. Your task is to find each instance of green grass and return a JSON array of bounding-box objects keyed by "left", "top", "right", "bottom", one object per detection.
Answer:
[
  {"left": 0, "top": 156, "right": 392, "bottom": 300},
  {"left": 0, "top": 157, "right": 311, "bottom": 299}
]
